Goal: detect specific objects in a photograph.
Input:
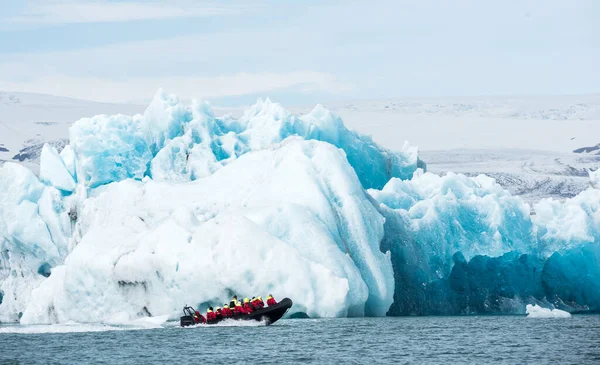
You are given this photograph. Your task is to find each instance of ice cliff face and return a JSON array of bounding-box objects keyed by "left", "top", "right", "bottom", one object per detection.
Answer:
[
  {"left": 370, "top": 169, "right": 600, "bottom": 315},
  {"left": 1, "top": 90, "right": 599, "bottom": 323}
]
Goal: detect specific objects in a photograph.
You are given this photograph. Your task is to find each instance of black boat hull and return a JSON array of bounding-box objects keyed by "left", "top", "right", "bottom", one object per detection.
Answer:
[{"left": 180, "top": 298, "right": 293, "bottom": 327}]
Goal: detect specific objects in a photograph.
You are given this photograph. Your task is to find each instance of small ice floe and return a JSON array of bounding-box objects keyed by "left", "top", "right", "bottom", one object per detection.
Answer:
[{"left": 526, "top": 304, "right": 571, "bottom": 318}]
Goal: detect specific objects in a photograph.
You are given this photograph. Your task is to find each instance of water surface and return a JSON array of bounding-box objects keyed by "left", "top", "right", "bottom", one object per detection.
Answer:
[{"left": 1, "top": 316, "right": 599, "bottom": 364}]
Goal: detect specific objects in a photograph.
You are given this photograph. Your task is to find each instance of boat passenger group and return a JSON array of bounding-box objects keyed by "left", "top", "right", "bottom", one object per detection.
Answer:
[{"left": 192, "top": 294, "right": 278, "bottom": 324}]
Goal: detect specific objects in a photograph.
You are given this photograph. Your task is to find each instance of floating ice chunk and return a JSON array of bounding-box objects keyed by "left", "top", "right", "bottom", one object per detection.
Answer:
[
  {"left": 39, "top": 144, "right": 76, "bottom": 192},
  {"left": 526, "top": 304, "right": 571, "bottom": 318},
  {"left": 21, "top": 139, "right": 394, "bottom": 324}
]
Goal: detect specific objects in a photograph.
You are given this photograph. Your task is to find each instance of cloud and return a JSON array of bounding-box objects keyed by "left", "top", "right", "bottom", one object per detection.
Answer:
[
  {"left": 0, "top": 71, "right": 353, "bottom": 103},
  {"left": 7, "top": 0, "right": 248, "bottom": 26}
]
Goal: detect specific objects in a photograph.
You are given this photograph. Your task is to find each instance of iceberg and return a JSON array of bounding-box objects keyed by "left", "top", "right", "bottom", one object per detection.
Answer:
[
  {"left": 526, "top": 304, "right": 571, "bottom": 318},
  {"left": 369, "top": 169, "right": 600, "bottom": 315},
  {"left": 2, "top": 91, "right": 408, "bottom": 323},
  {"left": 21, "top": 139, "right": 393, "bottom": 323},
  {"left": 1, "top": 89, "right": 599, "bottom": 324}
]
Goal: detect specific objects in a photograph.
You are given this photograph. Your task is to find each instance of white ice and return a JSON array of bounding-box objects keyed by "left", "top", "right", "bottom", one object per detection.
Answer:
[
  {"left": 3, "top": 90, "right": 600, "bottom": 325},
  {"left": 39, "top": 144, "right": 76, "bottom": 192},
  {"left": 20, "top": 138, "right": 394, "bottom": 324},
  {"left": 526, "top": 304, "right": 571, "bottom": 318}
]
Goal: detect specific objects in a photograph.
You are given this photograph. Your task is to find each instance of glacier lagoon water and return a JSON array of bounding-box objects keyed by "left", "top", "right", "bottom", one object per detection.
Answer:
[{"left": 1, "top": 316, "right": 599, "bottom": 364}]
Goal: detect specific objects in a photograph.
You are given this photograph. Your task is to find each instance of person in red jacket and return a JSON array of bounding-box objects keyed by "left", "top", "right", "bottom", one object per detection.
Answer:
[
  {"left": 215, "top": 307, "right": 223, "bottom": 320},
  {"left": 222, "top": 304, "right": 233, "bottom": 318},
  {"left": 266, "top": 294, "right": 277, "bottom": 306},
  {"left": 243, "top": 298, "right": 254, "bottom": 314},
  {"left": 256, "top": 296, "right": 265, "bottom": 309},
  {"left": 193, "top": 310, "right": 206, "bottom": 324},
  {"left": 251, "top": 297, "right": 261, "bottom": 309},
  {"left": 233, "top": 301, "right": 244, "bottom": 316},
  {"left": 206, "top": 307, "right": 216, "bottom": 322}
]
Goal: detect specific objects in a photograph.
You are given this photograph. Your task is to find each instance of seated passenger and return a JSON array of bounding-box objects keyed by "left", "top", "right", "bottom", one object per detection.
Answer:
[
  {"left": 215, "top": 307, "right": 222, "bottom": 320},
  {"left": 222, "top": 304, "right": 233, "bottom": 318},
  {"left": 229, "top": 295, "right": 238, "bottom": 309},
  {"left": 243, "top": 298, "right": 254, "bottom": 314},
  {"left": 256, "top": 296, "right": 265, "bottom": 309},
  {"left": 193, "top": 310, "right": 206, "bottom": 324},
  {"left": 266, "top": 294, "right": 277, "bottom": 306},
  {"left": 234, "top": 301, "right": 244, "bottom": 315},
  {"left": 251, "top": 297, "right": 262, "bottom": 309},
  {"left": 206, "top": 307, "right": 216, "bottom": 322}
]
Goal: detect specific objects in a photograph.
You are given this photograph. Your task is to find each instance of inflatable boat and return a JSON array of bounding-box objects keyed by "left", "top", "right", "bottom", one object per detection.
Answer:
[{"left": 180, "top": 298, "right": 293, "bottom": 327}]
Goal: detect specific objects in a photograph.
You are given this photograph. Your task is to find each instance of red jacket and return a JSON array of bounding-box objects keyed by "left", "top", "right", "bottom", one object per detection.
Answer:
[
  {"left": 193, "top": 313, "right": 206, "bottom": 324},
  {"left": 243, "top": 303, "right": 254, "bottom": 314},
  {"left": 222, "top": 307, "right": 233, "bottom": 317},
  {"left": 234, "top": 305, "right": 243, "bottom": 314},
  {"left": 267, "top": 297, "right": 277, "bottom": 306},
  {"left": 206, "top": 311, "right": 216, "bottom": 321},
  {"left": 251, "top": 299, "right": 261, "bottom": 309}
]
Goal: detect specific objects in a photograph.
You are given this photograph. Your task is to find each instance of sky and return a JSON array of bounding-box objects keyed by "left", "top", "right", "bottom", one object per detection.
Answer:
[{"left": 0, "top": 0, "right": 598, "bottom": 106}]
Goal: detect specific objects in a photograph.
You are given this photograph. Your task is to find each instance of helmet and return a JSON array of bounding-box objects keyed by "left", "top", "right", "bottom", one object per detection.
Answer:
[{"left": 244, "top": 298, "right": 249, "bottom": 303}]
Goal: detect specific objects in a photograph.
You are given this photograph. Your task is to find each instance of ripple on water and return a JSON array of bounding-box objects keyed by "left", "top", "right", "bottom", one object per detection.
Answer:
[{"left": 0, "top": 316, "right": 598, "bottom": 364}]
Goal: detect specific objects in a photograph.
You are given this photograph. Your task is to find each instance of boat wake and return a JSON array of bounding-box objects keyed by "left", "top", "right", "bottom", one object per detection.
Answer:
[
  {"left": 0, "top": 315, "right": 171, "bottom": 334},
  {"left": 0, "top": 323, "right": 137, "bottom": 334},
  {"left": 180, "top": 318, "right": 268, "bottom": 328}
]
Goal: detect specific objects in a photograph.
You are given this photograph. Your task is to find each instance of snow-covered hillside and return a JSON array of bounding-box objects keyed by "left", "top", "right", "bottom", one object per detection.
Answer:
[
  {"left": 317, "top": 94, "right": 600, "bottom": 152},
  {"left": 1, "top": 91, "right": 600, "bottom": 202}
]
